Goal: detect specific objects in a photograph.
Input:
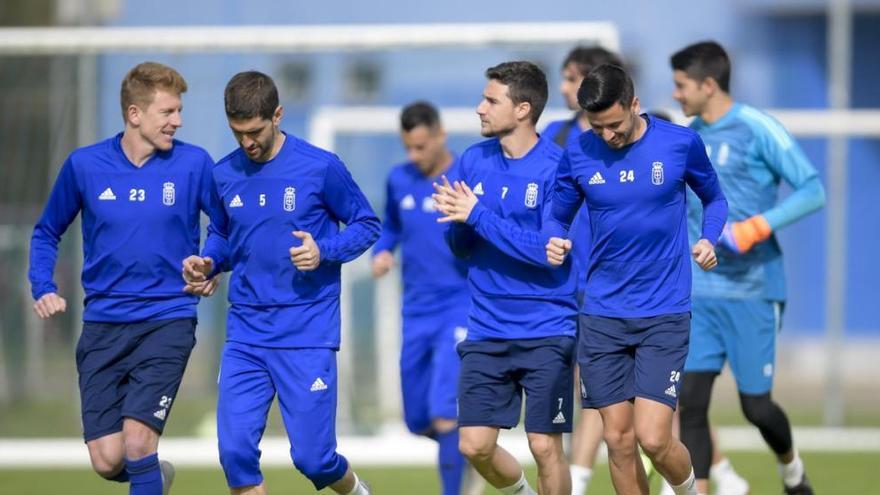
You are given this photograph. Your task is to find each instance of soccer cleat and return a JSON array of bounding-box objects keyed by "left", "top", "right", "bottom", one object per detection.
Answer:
[
  {"left": 783, "top": 473, "right": 813, "bottom": 495},
  {"left": 714, "top": 471, "right": 750, "bottom": 495},
  {"left": 159, "top": 460, "right": 176, "bottom": 495}
]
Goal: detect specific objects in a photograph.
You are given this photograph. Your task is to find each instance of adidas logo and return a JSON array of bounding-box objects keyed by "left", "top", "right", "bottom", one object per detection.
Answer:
[
  {"left": 98, "top": 187, "right": 116, "bottom": 200},
  {"left": 552, "top": 411, "right": 566, "bottom": 424},
  {"left": 588, "top": 172, "right": 605, "bottom": 185},
  {"left": 153, "top": 408, "right": 167, "bottom": 421},
  {"left": 400, "top": 194, "right": 415, "bottom": 210},
  {"left": 473, "top": 182, "right": 484, "bottom": 195},
  {"left": 310, "top": 377, "right": 328, "bottom": 392},
  {"left": 665, "top": 385, "right": 677, "bottom": 398},
  {"left": 229, "top": 195, "right": 243, "bottom": 208}
]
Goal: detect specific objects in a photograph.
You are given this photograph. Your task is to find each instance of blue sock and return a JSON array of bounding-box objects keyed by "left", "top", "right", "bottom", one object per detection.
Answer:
[
  {"left": 437, "top": 428, "right": 465, "bottom": 495},
  {"left": 125, "top": 453, "right": 162, "bottom": 495}
]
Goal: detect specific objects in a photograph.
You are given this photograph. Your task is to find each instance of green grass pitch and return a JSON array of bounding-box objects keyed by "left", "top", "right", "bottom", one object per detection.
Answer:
[{"left": 0, "top": 452, "right": 875, "bottom": 494}]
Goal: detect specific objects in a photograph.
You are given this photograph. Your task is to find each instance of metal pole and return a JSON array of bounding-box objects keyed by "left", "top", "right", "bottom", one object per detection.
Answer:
[{"left": 824, "top": 0, "right": 851, "bottom": 426}]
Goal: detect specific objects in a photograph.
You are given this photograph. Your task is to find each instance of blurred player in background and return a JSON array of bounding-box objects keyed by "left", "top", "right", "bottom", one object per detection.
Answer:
[
  {"left": 545, "top": 63, "right": 728, "bottom": 495},
  {"left": 542, "top": 45, "right": 623, "bottom": 495},
  {"left": 371, "top": 101, "right": 481, "bottom": 495},
  {"left": 433, "top": 61, "right": 578, "bottom": 495},
  {"left": 671, "top": 40, "right": 825, "bottom": 495},
  {"left": 183, "top": 71, "right": 379, "bottom": 495},
  {"left": 28, "top": 61, "right": 225, "bottom": 495}
]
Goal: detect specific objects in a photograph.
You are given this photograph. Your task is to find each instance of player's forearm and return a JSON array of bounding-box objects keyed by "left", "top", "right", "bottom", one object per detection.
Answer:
[
  {"left": 201, "top": 225, "right": 231, "bottom": 276},
  {"left": 445, "top": 223, "right": 478, "bottom": 258},
  {"left": 763, "top": 176, "right": 825, "bottom": 231},
  {"left": 372, "top": 227, "right": 400, "bottom": 256},
  {"left": 466, "top": 202, "right": 551, "bottom": 267},
  {"left": 317, "top": 215, "right": 381, "bottom": 263},
  {"left": 28, "top": 226, "right": 61, "bottom": 299},
  {"left": 700, "top": 196, "right": 729, "bottom": 245}
]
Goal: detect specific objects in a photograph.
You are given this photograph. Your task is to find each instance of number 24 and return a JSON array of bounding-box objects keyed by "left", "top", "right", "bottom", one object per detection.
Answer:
[{"left": 619, "top": 170, "right": 634, "bottom": 183}]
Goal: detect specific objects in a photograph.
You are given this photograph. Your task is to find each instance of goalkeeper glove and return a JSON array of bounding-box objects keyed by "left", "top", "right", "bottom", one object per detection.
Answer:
[{"left": 718, "top": 214, "right": 771, "bottom": 254}]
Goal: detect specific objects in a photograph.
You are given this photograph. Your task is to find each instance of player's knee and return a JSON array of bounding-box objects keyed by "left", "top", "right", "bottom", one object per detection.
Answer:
[
  {"left": 527, "top": 434, "right": 561, "bottom": 464},
  {"left": 91, "top": 457, "right": 125, "bottom": 480},
  {"left": 293, "top": 452, "right": 346, "bottom": 489},
  {"left": 679, "top": 372, "right": 713, "bottom": 426},
  {"left": 635, "top": 429, "right": 669, "bottom": 459},
  {"left": 739, "top": 392, "right": 775, "bottom": 427},
  {"left": 603, "top": 426, "right": 636, "bottom": 452},
  {"left": 459, "top": 435, "right": 495, "bottom": 463}
]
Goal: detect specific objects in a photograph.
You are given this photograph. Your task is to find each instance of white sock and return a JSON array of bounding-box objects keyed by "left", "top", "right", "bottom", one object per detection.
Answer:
[
  {"left": 709, "top": 456, "right": 732, "bottom": 481},
  {"left": 344, "top": 472, "right": 369, "bottom": 495},
  {"left": 670, "top": 468, "right": 697, "bottom": 495},
  {"left": 570, "top": 464, "right": 593, "bottom": 495},
  {"left": 659, "top": 478, "right": 676, "bottom": 495},
  {"left": 778, "top": 450, "right": 805, "bottom": 487},
  {"left": 499, "top": 471, "right": 537, "bottom": 495}
]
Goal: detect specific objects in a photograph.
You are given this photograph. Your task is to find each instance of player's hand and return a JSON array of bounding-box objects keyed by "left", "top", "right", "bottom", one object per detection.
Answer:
[
  {"left": 182, "top": 255, "right": 213, "bottom": 284},
  {"left": 546, "top": 237, "right": 572, "bottom": 266},
  {"left": 33, "top": 292, "right": 67, "bottom": 319},
  {"left": 692, "top": 238, "right": 718, "bottom": 271},
  {"left": 290, "top": 231, "right": 321, "bottom": 271},
  {"left": 432, "top": 175, "right": 478, "bottom": 223},
  {"left": 718, "top": 215, "right": 771, "bottom": 255},
  {"left": 371, "top": 251, "right": 394, "bottom": 278},
  {"left": 183, "top": 276, "right": 221, "bottom": 297}
]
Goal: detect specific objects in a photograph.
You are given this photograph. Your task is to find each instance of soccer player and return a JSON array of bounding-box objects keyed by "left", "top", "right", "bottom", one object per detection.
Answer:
[
  {"left": 544, "top": 64, "right": 728, "bottom": 495},
  {"left": 370, "top": 101, "right": 473, "bottom": 495},
  {"left": 28, "top": 61, "right": 223, "bottom": 495},
  {"left": 182, "top": 71, "right": 379, "bottom": 495},
  {"left": 432, "top": 61, "right": 578, "bottom": 495},
  {"left": 670, "top": 41, "right": 825, "bottom": 495},
  {"left": 543, "top": 45, "right": 623, "bottom": 495}
]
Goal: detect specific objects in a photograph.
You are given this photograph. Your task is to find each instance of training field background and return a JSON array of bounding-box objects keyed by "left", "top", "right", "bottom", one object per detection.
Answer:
[{"left": 1, "top": 0, "right": 878, "bottom": 493}]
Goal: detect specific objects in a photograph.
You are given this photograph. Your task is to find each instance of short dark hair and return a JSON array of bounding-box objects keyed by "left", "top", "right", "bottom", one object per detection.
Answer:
[
  {"left": 400, "top": 101, "right": 441, "bottom": 132},
  {"left": 670, "top": 41, "right": 731, "bottom": 93},
  {"left": 224, "top": 71, "right": 279, "bottom": 121},
  {"left": 563, "top": 46, "right": 623, "bottom": 77},
  {"left": 577, "top": 64, "right": 634, "bottom": 113},
  {"left": 485, "top": 61, "right": 548, "bottom": 124}
]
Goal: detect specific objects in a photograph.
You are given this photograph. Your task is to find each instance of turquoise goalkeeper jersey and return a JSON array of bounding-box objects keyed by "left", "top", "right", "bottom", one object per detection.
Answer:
[{"left": 687, "top": 103, "right": 825, "bottom": 301}]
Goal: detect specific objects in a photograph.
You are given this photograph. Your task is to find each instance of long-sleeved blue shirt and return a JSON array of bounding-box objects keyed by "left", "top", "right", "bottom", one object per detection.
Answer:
[
  {"left": 688, "top": 103, "right": 825, "bottom": 300},
  {"left": 29, "top": 134, "right": 225, "bottom": 322},
  {"left": 544, "top": 117, "right": 592, "bottom": 295},
  {"left": 549, "top": 115, "right": 728, "bottom": 318},
  {"left": 446, "top": 136, "right": 577, "bottom": 341},
  {"left": 204, "top": 132, "right": 380, "bottom": 348},
  {"left": 372, "top": 159, "right": 469, "bottom": 316}
]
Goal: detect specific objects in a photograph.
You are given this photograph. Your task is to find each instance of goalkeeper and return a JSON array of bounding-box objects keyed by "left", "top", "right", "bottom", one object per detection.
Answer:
[{"left": 670, "top": 41, "right": 825, "bottom": 495}]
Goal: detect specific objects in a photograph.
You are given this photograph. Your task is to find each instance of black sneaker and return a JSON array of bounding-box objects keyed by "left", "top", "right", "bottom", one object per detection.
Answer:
[{"left": 783, "top": 474, "right": 814, "bottom": 495}]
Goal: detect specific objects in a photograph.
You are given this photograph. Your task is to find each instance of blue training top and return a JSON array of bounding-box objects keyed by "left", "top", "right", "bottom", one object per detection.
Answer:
[
  {"left": 445, "top": 136, "right": 577, "bottom": 341},
  {"left": 372, "top": 158, "right": 469, "bottom": 316},
  {"left": 549, "top": 115, "right": 728, "bottom": 318},
  {"left": 29, "top": 133, "right": 225, "bottom": 322},
  {"left": 543, "top": 116, "right": 592, "bottom": 295},
  {"left": 204, "top": 132, "right": 380, "bottom": 348},
  {"left": 687, "top": 103, "right": 825, "bottom": 300}
]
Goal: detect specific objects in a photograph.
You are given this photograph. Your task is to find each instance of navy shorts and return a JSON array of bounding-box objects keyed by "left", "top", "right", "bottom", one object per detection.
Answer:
[
  {"left": 76, "top": 318, "right": 196, "bottom": 441},
  {"left": 579, "top": 313, "right": 689, "bottom": 410},
  {"left": 457, "top": 336, "right": 575, "bottom": 433}
]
